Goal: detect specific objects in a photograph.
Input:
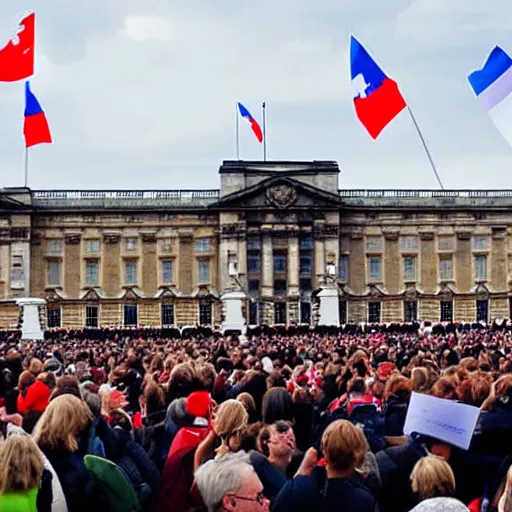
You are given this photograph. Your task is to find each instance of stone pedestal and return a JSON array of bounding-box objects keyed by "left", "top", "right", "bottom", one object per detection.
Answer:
[
  {"left": 16, "top": 298, "right": 46, "bottom": 341},
  {"left": 317, "top": 286, "right": 339, "bottom": 327},
  {"left": 221, "top": 291, "right": 247, "bottom": 334}
]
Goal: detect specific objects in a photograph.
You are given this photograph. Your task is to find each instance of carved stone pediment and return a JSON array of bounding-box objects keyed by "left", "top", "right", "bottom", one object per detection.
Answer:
[
  {"left": 121, "top": 287, "right": 142, "bottom": 301},
  {"left": 403, "top": 284, "right": 419, "bottom": 300},
  {"left": 437, "top": 282, "right": 457, "bottom": 299},
  {"left": 475, "top": 283, "right": 490, "bottom": 298},
  {"left": 266, "top": 184, "right": 297, "bottom": 209},
  {"left": 45, "top": 289, "right": 63, "bottom": 303},
  {"left": 82, "top": 288, "right": 101, "bottom": 301},
  {"left": 367, "top": 284, "right": 386, "bottom": 297}
]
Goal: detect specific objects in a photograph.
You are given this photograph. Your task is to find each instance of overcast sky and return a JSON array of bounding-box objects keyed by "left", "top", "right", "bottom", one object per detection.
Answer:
[{"left": 1, "top": 1, "right": 512, "bottom": 191}]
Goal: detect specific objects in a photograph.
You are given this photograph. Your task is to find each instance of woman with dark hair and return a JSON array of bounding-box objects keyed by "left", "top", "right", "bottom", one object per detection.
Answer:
[{"left": 261, "top": 387, "right": 294, "bottom": 425}]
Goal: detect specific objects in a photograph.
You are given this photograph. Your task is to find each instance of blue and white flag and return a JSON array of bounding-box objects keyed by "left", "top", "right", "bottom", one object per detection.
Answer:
[{"left": 468, "top": 46, "right": 512, "bottom": 146}]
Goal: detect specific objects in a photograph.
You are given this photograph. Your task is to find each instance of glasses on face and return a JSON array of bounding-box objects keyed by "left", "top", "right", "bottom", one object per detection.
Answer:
[{"left": 228, "top": 491, "right": 269, "bottom": 507}]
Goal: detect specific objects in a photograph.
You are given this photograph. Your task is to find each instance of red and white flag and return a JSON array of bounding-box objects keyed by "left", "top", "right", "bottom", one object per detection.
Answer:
[{"left": 0, "top": 13, "right": 35, "bottom": 82}]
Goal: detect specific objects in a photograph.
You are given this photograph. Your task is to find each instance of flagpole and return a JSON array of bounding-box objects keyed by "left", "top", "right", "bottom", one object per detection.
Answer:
[
  {"left": 236, "top": 102, "right": 240, "bottom": 160},
  {"left": 24, "top": 148, "right": 29, "bottom": 188},
  {"left": 262, "top": 102, "right": 267, "bottom": 161},
  {"left": 407, "top": 106, "right": 444, "bottom": 189}
]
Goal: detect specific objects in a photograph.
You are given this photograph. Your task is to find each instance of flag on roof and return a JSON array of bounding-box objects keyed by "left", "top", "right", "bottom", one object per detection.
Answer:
[
  {"left": 468, "top": 46, "right": 512, "bottom": 147},
  {"left": 350, "top": 36, "right": 407, "bottom": 139},
  {"left": 0, "top": 13, "right": 35, "bottom": 82},
  {"left": 237, "top": 102, "right": 263, "bottom": 143},
  {"left": 24, "top": 81, "right": 52, "bottom": 148}
]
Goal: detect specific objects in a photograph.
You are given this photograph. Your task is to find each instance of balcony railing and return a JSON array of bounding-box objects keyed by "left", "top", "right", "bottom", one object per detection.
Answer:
[
  {"left": 32, "top": 190, "right": 220, "bottom": 208},
  {"left": 339, "top": 190, "right": 512, "bottom": 198}
]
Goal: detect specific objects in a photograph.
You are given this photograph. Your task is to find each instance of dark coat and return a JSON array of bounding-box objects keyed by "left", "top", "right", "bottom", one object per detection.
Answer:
[
  {"left": 272, "top": 467, "right": 376, "bottom": 512},
  {"left": 382, "top": 396, "right": 409, "bottom": 437}
]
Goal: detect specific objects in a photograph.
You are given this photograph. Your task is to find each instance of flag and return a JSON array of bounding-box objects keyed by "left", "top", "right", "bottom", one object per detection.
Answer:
[
  {"left": 237, "top": 102, "right": 263, "bottom": 143},
  {"left": 0, "top": 13, "right": 35, "bottom": 82},
  {"left": 350, "top": 36, "right": 407, "bottom": 139},
  {"left": 24, "top": 81, "right": 52, "bottom": 148},
  {"left": 468, "top": 46, "right": 512, "bottom": 147}
]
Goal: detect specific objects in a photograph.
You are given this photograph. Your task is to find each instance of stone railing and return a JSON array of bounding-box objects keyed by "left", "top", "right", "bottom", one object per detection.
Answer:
[
  {"left": 339, "top": 190, "right": 512, "bottom": 198},
  {"left": 32, "top": 190, "right": 220, "bottom": 208}
]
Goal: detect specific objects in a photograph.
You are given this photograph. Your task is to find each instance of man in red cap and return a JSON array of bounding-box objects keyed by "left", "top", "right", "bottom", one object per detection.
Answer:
[{"left": 157, "top": 391, "right": 212, "bottom": 512}]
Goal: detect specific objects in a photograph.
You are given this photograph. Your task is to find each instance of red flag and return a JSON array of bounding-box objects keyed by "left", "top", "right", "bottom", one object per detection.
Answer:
[{"left": 0, "top": 13, "right": 35, "bottom": 82}]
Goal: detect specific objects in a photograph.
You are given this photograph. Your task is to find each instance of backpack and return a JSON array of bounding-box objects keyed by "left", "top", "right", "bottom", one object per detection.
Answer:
[{"left": 84, "top": 455, "right": 142, "bottom": 512}]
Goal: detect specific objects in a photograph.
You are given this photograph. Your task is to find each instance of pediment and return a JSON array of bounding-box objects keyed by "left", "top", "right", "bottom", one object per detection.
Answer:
[
  {"left": 191, "top": 285, "right": 220, "bottom": 299},
  {"left": 365, "top": 284, "right": 387, "bottom": 297},
  {"left": 45, "top": 289, "right": 64, "bottom": 302},
  {"left": 155, "top": 286, "right": 179, "bottom": 299},
  {"left": 474, "top": 283, "right": 491, "bottom": 298},
  {"left": 402, "top": 284, "right": 421, "bottom": 300},
  {"left": 437, "top": 282, "right": 457, "bottom": 298},
  {"left": 0, "top": 194, "right": 25, "bottom": 211},
  {"left": 121, "top": 287, "right": 143, "bottom": 300},
  {"left": 82, "top": 288, "right": 102, "bottom": 301},
  {"left": 210, "top": 176, "right": 341, "bottom": 210}
]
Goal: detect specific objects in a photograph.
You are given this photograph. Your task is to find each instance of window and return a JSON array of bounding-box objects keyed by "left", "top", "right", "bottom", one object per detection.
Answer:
[
  {"left": 476, "top": 299, "right": 489, "bottom": 323},
  {"left": 47, "top": 308, "right": 61, "bottom": 328},
  {"left": 300, "top": 255, "right": 312, "bottom": 275},
  {"left": 11, "top": 255, "right": 24, "bottom": 284},
  {"left": 368, "top": 302, "right": 381, "bottom": 323},
  {"left": 365, "top": 237, "right": 383, "bottom": 252},
  {"left": 299, "top": 233, "right": 314, "bottom": 250},
  {"left": 404, "top": 301, "right": 418, "bottom": 322},
  {"left": 438, "top": 236, "right": 455, "bottom": 251},
  {"left": 440, "top": 301, "right": 453, "bottom": 322},
  {"left": 248, "top": 254, "right": 260, "bottom": 273},
  {"left": 400, "top": 236, "right": 418, "bottom": 252},
  {"left": 47, "top": 240, "right": 62, "bottom": 255},
  {"left": 274, "top": 279, "right": 287, "bottom": 296},
  {"left": 274, "top": 253, "right": 287, "bottom": 273},
  {"left": 162, "top": 260, "right": 173, "bottom": 284},
  {"left": 403, "top": 256, "right": 417, "bottom": 281},
  {"left": 124, "top": 305, "right": 138, "bottom": 326},
  {"left": 248, "top": 279, "right": 260, "bottom": 297},
  {"left": 274, "top": 303, "right": 286, "bottom": 324},
  {"left": 198, "top": 261, "right": 210, "bottom": 283},
  {"left": 86, "top": 240, "right": 100, "bottom": 253},
  {"left": 86, "top": 261, "right": 99, "bottom": 286},
  {"left": 368, "top": 257, "right": 382, "bottom": 281},
  {"left": 247, "top": 236, "right": 261, "bottom": 250},
  {"left": 195, "top": 239, "right": 211, "bottom": 253},
  {"left": 300, "top": 302, "right": 311, "bottom": 324},
  {"left": 162, "top": 304, "right": 175, "bottom": 325},
  {"left": 249, "top": 302, "right": 259, "bottom": 325},
  {"left": 473, "top": 236, "right": 490, "bottom": 251},
  {"left": 199, "top": 303, "right": 212, "bottom": 325},
  {"left": 125, "top": 238, "right": 137, "bottom": 251},
  {"left": 339, "top": 300, "right": 347, "bottom": 324},
  {"left": 85, "top": 306, "right": 99, "bottom": 328},
  {"left": 339, "top": 255, "right": 349, "bottom": 281},
  {"left": 439, "top": 256, "right": 453, "bottom": 281},
  {"left": 474, "top": 255, "right": 487, "bottom": 280},
  {"left": 48, "top": 261, "right": 61, "bottom": 286},
  {"left": 124, "top": 262, "right": 137, "bottom": 285}
]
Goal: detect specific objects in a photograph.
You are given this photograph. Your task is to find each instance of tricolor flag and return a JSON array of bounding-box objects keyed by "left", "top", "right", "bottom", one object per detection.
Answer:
[
  {"left": 468, "top": 46, "right": 512, "bottom": 147},
  {"left": 0, "top": 13, "right": 35, "bottom": 82},
  {"left": 350, "top": 36, "right": 407, "bottom": 139},
  {"left": 24, "top": 81, "right": 52, "bottom": 148},
  {"left": 237, "top": 102, "right": 263, "bottom": 143}
]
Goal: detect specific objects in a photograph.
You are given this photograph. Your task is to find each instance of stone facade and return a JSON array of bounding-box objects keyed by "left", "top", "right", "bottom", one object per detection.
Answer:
[{"left": 1, "top": 161, "right": 512, "bottom": 328}]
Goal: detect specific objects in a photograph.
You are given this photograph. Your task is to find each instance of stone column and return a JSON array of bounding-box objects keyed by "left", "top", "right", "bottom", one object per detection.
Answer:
[
  {"left": 419, "top": 230, "right": 436, "bottom": 294},
  {"left": 287, "top": 237, "right": 299, "bottom": 323},
  {"left": 141, "top": 232, "right": 158, "bottom": 297},
  {"left": 383, "top": 230, "right": 399, "bottom": 294},
  {"left": 314, "top": 239, "right": 325, "bottom": 288},
  {"left": 64, "top": 234, "right": 81, "bottom": 298},
  {"left": 455, "top": 230, "right": 472, "bottom": 293},
  {"left": 261, "top": 235, "right": 274, "bottom": 324},
  {"left": 491, "top": 228, "right": 507, "bottom": 291},
  {"left": 103, "top": 233, "right": 121, "bottom": 297}
]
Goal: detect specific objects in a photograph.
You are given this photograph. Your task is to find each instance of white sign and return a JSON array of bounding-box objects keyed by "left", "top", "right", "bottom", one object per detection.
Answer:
[{"left": 403, "top": 392, "right": 481, "bottom": 450}]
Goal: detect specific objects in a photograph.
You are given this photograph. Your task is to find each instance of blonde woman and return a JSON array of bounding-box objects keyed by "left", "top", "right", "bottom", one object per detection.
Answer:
[
  {"left": 0, "top": 433, "right": 46, "bottom": 512},
  {"left": 194, "top": 399, "right": 249, "bottom": 471},
  {"left": 411, "top": 454, "right": 456, "bottom": 501},
  {"left": 33, "top": 394, "right": 106, "bottom": 512}
]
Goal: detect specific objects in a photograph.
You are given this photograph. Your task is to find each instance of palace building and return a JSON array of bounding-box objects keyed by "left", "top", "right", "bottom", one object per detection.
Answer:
[{"left": 0, "top": 160, "right": 511, "bottom": 330}]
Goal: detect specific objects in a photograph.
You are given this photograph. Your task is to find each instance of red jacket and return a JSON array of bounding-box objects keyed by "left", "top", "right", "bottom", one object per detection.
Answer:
[
  {"left": 157, "top": 425, "right": 210, "bottom": 512},
  {"left": 17, "top": 380, "right": 50, "bottom": 414}
]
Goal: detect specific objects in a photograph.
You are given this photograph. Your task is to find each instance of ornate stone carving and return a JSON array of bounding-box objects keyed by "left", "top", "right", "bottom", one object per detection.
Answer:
[
  {"left": 266, "top": 184, "right": 297, "bottom": 209},
  {"left": 141, "top": 233, "right": 157, "bottom": 243},
  {"left": 419, "top": 231, "right": 435, "bottom": 241},
  {"left": 456, "top": 230, "right": 472, "bottom": 240}
]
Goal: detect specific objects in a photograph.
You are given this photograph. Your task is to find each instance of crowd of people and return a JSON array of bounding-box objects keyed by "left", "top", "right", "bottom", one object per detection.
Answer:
[{"left": 0, "top": 323, "right": 512, "bottom": 511}]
